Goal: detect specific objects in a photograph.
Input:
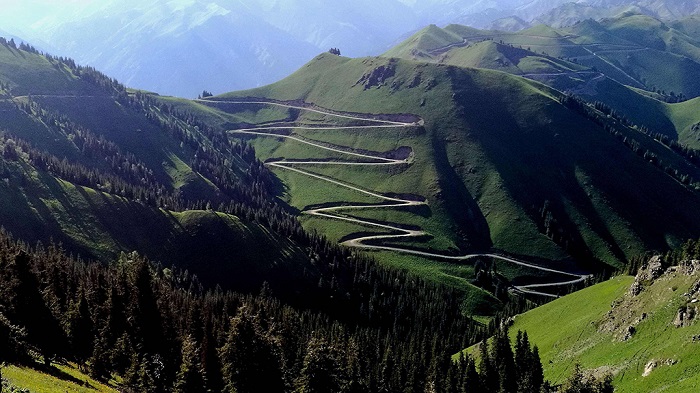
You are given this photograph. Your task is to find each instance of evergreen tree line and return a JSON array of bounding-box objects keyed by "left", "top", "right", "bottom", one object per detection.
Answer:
[
  {"left": 10, "top": 94, "right": 277, "bottom": 214},
  {"left": 591, "top": 101, "right": 699, "bottom": 167},
  {"left": 16, "top": 98, "right": 159, "bottom": 186},
  {"left": 560, "top": 94, "right": 699, "bottom": 191},
  {"left": 2, "top": 67, "right": 296, "bottom": 239},
  {"left": 0, "top": 36, "right": 43, "bottom": 55},
  {"left": 533, "top": 199, "right": 608, "bottom": 276},
  {"left": 625, "top": 238, "right": 700, "bottom": 275},
  {"left": 0, "top": 228, "right": 616, "bottom": 392},
  {"left": 0, "top": 229, "right": 469, "bottom": 392},
  {"left": 0, "top": 132, "right": 183, "bottom": 210}
]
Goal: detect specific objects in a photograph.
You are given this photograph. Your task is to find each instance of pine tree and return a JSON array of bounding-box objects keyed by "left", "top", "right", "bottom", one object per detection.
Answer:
[
  {"left": 296, "top": 335, "right": 346, "bottom": 393},
  {"left": 219, "top": 307, "right": 285, "bottom": 393},
  {"left": 492, "top": 329, "right": 517, "bottom": 393},
  {"left": 461, "top": 355, "right": 479, "bottom": 392},
  {"left": 5, "top": 251, "right": 66, "bottom": 365},
  {"left": 67, "top": 288, "right": 93, "bottom": 365},
  {"left": 530, "top": 346, "right": 544, "bottom": 392},
  {"left": 89, "top": 332, "right": 111, "bottom": 381},
  {"left": 561, "top": 364, "right": 587, "bottom": 393},
  {"left": 127, "top": 256, "right": 162, "bottom": 354},
  {"left": 0, "top": 313, "right": 27, "bottom": 363},
  {"left": 173, "top": 335, "right": 207, "bottom": 393},
  {"left": 138, "top": 356, "right": 158, "bottom": 393},
  {"left": 479, "top": 341, "right": 498, "bottom": 392},
  {"left": 123, "top": 352, "right": 141, "bottom": 387}
]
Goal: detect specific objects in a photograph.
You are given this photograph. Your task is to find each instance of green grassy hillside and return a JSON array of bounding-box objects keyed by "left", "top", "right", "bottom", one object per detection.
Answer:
[
  {"left": 665, "top": 96, "right": 700, "bottom": 147},
  {"left": 509, "top": 260, "right": 700, "bottom": 392},
  {"left": 0, "top": 158, "right": 305, "bottom": 290},
  {"left": 602, "top": 14, "right": 700, "bottom": 62},
  {"left": 0, "top": 41, "right": 316, "bottom": 295},
  {"left": 0, "top": 39, "right": 503, "bottom": 316},
  {"left": 384, "top": 25, "right": 586, "bottom": 75},
  {"left": 384, "top": 15, "right": 700, "bottom": 158},
  {"left": 386, "top": 14, "right": 700, "bottom": 102},
  {"left": 3, "top": 363, "right": 119, "bottom": 393},
  {"left": 194, "top": 53, "right": 700, "bottom": 284}
]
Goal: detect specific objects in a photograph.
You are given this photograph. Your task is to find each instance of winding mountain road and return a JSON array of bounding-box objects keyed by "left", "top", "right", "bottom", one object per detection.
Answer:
[{"left": 212, "top": 99, "right": 590, "bottom": 297}]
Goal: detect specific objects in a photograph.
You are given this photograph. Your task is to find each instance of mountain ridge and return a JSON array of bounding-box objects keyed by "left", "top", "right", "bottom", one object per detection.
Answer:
[{"left": 192, "top": 53, "right": 700, "bottom": 284}]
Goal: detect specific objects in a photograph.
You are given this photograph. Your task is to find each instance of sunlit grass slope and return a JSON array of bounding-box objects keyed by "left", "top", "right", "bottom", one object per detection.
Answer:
[
  {"left": 511, "top": 266, "right": 700, "bottom": 392},
  {"left": 204, "top": 53, "right": 700, "bottom": 273},
  {"left": 3, "top": 363, "right": 119, "bottom": 393}
]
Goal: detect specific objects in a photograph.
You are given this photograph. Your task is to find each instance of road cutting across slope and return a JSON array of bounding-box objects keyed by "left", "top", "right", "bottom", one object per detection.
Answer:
[{"left": 211, "top": 99, "right": 590, "bottom": 297}]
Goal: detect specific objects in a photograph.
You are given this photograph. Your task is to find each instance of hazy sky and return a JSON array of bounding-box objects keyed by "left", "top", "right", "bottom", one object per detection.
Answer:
[
  {"left": 0, "top": 0, "right": 425, "bottom": 31},
  {"left": 0, "top": 0, "right": 94, "bottom": 29}
]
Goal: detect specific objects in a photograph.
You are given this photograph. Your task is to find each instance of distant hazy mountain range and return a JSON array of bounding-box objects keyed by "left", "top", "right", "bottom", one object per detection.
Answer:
[{"left": 2, "top": 0, "right": 699, "bottom": 97}]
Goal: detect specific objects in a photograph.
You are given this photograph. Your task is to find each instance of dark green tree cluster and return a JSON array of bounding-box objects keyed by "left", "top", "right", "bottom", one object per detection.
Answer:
[
  {"left": 449, "top": 329, "right": 614, "bottom": 393},
  {"left": 455, "top": 329, "right": 544, "bottom": 393},
  {"left": 0, "top": 132, "right": 181, "bottom": 210},
  {"left": 561, "top": 94, "right": 699, "bottom": 191},
  {"left": 0, "top": 220, "right": 616, "bottom": 392},
  {"left": 0, "top": 37, "right": 17, "bottom": 50},
  {"left": 535, "top": 200, "right": 605, "bottom": 277},
  {"left": 0, "top": 228, "right": 494, "bottom": 392}
]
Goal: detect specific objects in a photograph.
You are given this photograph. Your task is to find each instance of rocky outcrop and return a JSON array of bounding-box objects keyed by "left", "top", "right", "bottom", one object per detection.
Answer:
[
  {"left": 640, "top": 256, "right": 664, "bottom": 281},
  {"left": 643, "top": 359, "right": 677, "bottom": 377},
  {"left": 674, "top": 304, "right": 698, "bottom": 328},
  {"left": 600, "top": 256, "right": 666, "bottom": 340},
  {"left": 355, "top": 62, "right": 397, "bottom": 90},
  {"left": 628, "top": 256, "right": 665, "bottom": 297},
  {"left": 679, "top": 260, "right": 700, "bottom": 276}
]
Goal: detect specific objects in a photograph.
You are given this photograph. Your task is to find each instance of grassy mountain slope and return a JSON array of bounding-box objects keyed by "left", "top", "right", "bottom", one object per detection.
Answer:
[
  {"left": 202, "top": 53, "right": 700, "bottom": 278},
  {"left": 509, "top": 260, "right": 700, "bottom": 392},
  {"left": 672, "top": 15, "right": 700, "bottom": 39},
  {"left": 0, "top": 41, "right": 312, "bottom": 293},
  {"left": 561, "top": 77, "right": 700, "bottom": 149},
  {"left": 665, "top": 96, "right": 700, "bottom": 147},
  {"left": 385, "top": 15, "right": 700, "bottom": 153},
  {"left": 386, "top": 15, "right": 700, "bottom": 101},
  {"left": 394, "top": 38, "right": 587, "bottom": 75},
  {"left": 0, "top": 42, "right": 101, "bottom": 96},
  {"left": 601, "top": 14, "right": 700, "bottom": 62},
  {"left": 0, "top": 161, "right": 303, "bottom": 291},
  {"left": 3, "top": 363, "right": 119, "bottom": 393}
]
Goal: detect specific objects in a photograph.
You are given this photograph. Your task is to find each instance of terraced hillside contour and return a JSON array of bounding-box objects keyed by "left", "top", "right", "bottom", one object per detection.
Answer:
[{"left": 211, "top": 99, "right": 589, "bottom": 297}]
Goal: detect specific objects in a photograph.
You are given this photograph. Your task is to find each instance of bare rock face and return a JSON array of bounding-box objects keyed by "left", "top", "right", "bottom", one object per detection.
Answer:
[
  {"left": 643, "top": 359, "right": 677, "bottom": 377},
  {"left": 690, "top": 279, "right": 700, "bottom": 297},
  {"left": 642, "top": 360, "right": 657, "bottom": 377},
  {"left": 621, "top": 325, "right": 636, "bottom": 341},
  {"left": 600, "top": 255, "right": 667, "bottom": 340},
  {"left": 355, "top": 62, "right": 397, "bottom": 89},
  {"left": 629, "top": 256, "right": 665, "bottom": 297},
  {"left": 639, "top": 256, "right": 664, "bottom": 282},
  {"left": 680, "top": 260, "right": 700, "bottom": 276},
  {"left": 674, "top": 305, "right": 698, "bottom": 328},
  {"left": 628, "top": 280, "right": 643, "bottom": 296}
]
